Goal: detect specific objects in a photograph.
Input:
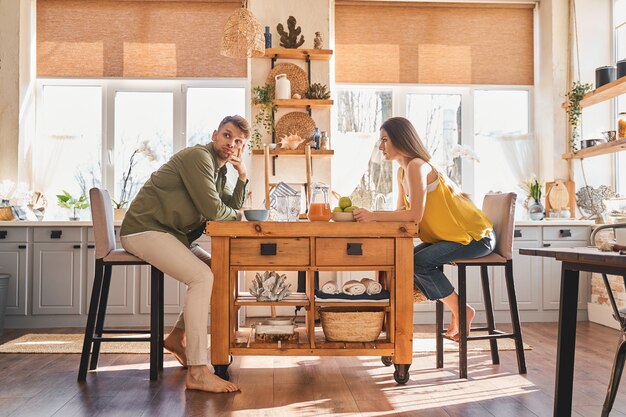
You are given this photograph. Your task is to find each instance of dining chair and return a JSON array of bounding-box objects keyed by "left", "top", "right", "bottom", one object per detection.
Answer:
[
  {"left": 78, "top": 187, "right": 164, "bottom": 381},
  {"left": 435, "top": 192, "right": 527, "bottom": 379},
  {"left": 590, "top": 223, "right": 626, "bottom": 417}
]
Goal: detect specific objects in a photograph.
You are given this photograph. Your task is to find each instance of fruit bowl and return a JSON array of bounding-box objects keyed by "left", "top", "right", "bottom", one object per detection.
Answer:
[{"left": 331, "top": 212, "right": 355, "bottom": 222}]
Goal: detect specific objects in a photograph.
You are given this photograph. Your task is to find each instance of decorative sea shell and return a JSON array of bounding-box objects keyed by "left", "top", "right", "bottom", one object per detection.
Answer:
[
  {"left": 249, "top": 271, "right": 292, "bottom": 302},
  {"left": 292, "top": 93, "right": 301, "bottom": 99},
  {"left": 279, "top": 133, "right": 304, "bottom": 150}
]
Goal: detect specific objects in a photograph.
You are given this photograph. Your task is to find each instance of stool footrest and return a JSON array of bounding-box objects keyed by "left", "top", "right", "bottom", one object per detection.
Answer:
[
  {"left": 93, "top": 336, "right": 152, "bottom": 342},
  {"left": 467, "top": 332, "right": 514, "bottom": 341},
  {"left": 99, "top": 329, "right": 151, "bottom": 334}
]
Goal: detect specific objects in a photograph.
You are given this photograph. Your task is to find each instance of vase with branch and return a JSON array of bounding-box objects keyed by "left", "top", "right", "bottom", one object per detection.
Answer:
[
  {"left": 520, "top": 175, "right": 544, "bottom": 220},
  {"left": 565, "top": 81, "right": 593, "bottom": 153},
  {"left": 113, "top": 141, "right": 157, "bottom": 211},
  {"left": 56, "top": 191, "right": 89, "bottom": 221},
  {"left": 251, "top": 84, "right": 275, "bottom": 152}
]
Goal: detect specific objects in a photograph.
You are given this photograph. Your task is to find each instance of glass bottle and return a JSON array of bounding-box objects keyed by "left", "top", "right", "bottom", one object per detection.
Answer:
[
  {"left": 619, "top": 112, "right": 626, "bottom": 139},
  {"left": 264, "top": 26, "right": 272, "bottom": 49},
  {"left": 320, "top": 131, "right": 329, "bottom": 150},
  {"left": 312, "top": 128, "right": 321, "bottom": 149},
  {"left": 307, "top": 183, "right": 331, "bottom": 222}
]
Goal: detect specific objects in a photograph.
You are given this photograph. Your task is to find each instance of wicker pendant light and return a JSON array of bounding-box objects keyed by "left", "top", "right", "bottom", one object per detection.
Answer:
[{"left": 220, "top": 0, "right": 265, "bottom": 59}]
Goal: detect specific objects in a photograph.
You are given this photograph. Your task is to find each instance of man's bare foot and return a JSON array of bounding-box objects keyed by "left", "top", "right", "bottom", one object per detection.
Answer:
[
  {"left": 164, "top": 328, "right": 188, "bottom": 368},
  {"left": 186, "top": 366, "right": 240, "bottom": 393},
  {"left": 447, "top": 305, "right": 476, "bottom": 341}
]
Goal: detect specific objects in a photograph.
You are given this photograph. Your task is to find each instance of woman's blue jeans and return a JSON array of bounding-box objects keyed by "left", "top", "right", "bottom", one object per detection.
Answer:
[{"left": 413, "top": 231, "right": 496, "bottom": 300}]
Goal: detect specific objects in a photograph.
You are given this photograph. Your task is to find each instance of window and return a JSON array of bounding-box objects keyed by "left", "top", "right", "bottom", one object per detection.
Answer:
[
  {"left": 34, "top": 80, "right": 246, "bottom": 218},
  {"left": 333, "top": 86, "right": 532, "bottom": 215}
]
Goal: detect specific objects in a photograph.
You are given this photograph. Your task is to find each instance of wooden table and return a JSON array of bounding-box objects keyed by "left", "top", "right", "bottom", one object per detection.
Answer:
[
  {"left": 519, "top": 246, "right": 626, "bottom": 417},
  {"left": 206, "top": 221, "right": 418, "bottom": 383}
]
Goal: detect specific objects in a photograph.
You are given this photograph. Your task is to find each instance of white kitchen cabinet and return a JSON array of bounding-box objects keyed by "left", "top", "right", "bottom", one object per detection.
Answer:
[
  {"left": 541, "top": 226, "right": 589, "bottom": 310},
  {"left": 0, "top": 227, "right": 29, "bottom": 315},
  {"left": 32, "top": 227, "right": 84, "bottom": 315}
]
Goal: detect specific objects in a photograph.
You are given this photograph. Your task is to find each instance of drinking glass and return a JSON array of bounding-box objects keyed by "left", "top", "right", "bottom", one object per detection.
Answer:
[
  {"left": 275, "top": 195, "right": 289, "bottom": 221},
  {"left": 286, "top": 194, "right": 301, "bottom": 221}
]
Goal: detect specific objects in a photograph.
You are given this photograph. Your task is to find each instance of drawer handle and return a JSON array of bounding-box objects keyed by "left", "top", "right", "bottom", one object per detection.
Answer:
[
  {"left": 347, "top": 243, "right": 363, "bottom": 256},
  {"left": 514, "top": 229, "right": 522, "bottom": 238},
  {"left": 87, "top": 244, "right": 95, "bottom": 249},
  {"left": 50, "top": 230, "right": 62, "bottom": 239},
  {"left": 543, "top": 243, "right": 552, "bottom": 247},
  {"left": 260, "top": 243, "right": 277, "bottom": 256},
  {"left": 0, "top": 231, "right": 7, "bottom": 239},
  {"left": 18, "top": 245, "right": 26, "bottom": 249},
  {"left": 73, "top": 244, "right": 81, "bottom": 249},
  {"left": 559, "top": 229, "right": 572, "bottom": 238}
]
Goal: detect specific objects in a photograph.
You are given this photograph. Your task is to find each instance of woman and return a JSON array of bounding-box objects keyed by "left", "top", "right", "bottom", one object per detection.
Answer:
[{"left": 353, "top": 117, "right": 495, "bottom": 340}]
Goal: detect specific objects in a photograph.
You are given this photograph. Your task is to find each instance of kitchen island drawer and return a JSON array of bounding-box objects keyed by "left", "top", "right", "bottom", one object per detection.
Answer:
[
  {"left": 34, "top": 227, "right": 82, "bottom": 242},
  {"left": 513, "top": 227, "right": 540, "bottom": 241},
  {"left": 316, "top": 238, "right": 394, "bottom": 266},
  {"left": 0, "top": 227, "right": 27, "bottom": 242},
  {"left": 543, "top": 226, "right": 590, "bottom": 241},
  {"left": 230, "top": 238, "right": 309, "bottom": 266}
]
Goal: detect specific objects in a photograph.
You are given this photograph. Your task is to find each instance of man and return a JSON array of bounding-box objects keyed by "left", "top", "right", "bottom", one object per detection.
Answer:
[{"left": 120, "top": 115, "right": 249, "bottom": 393}]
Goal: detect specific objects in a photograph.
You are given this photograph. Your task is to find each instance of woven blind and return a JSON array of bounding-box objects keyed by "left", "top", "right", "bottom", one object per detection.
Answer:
[
  {"left": 37, "top": 0, "right": 246, "bottom": 78},
  {"left": 335, "top": 2, "right": 534, "bottom": 85}
]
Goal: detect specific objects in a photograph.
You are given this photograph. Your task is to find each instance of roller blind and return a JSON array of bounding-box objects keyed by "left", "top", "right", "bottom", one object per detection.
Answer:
[
  {"left": 37, "top": 0, "right": 246, "bottom": 78},
  {"left": 335, "top": 2, "right": 534, "bottom": 85}
]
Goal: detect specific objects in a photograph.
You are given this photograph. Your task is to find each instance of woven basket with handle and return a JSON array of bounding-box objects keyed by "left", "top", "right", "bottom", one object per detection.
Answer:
[{"left": 320, "top": 307, "right": 385, "bottom": 342}]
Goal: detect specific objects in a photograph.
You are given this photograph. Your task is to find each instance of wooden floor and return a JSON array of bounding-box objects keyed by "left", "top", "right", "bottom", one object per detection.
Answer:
[{"left": 0, "top": 322, "right": 625, "bottom": 416}]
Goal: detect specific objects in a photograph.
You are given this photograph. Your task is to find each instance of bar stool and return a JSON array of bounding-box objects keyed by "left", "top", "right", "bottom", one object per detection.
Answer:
[
  {"left": 435, "top": 192, "right": 527, "bottom": 378},
  {"left": 78, "top": 188, "right": 164, "bottom": 381}
]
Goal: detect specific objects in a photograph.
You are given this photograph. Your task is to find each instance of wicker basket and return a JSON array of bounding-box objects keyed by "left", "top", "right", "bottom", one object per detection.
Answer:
[
  {"left": 320, "top": 307, "right": 385, "bottom": 342},
  {"left": 0, "top": 207, "right": 15, "bottom": 221}
]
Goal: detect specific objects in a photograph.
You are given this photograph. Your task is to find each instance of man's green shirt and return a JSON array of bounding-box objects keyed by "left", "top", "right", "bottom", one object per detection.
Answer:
[{"left": 120, "top": 143, "right": 247, "bottom": 247}]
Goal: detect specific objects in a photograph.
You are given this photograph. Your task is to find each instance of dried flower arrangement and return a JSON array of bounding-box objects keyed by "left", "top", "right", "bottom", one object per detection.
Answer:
[{"left": 304, "top": 83, "right": 330, "bottom": 100}]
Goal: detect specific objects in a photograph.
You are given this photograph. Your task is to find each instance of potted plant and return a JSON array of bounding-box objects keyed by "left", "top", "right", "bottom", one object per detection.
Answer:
[
  {"left": 520, "top": 175, "right": 544, "bottom": 220},
  {"left": 251, "top": 83, "right": 275, "bottom": 152},
  {"left": 565, "top": 81, "right": 593, "bottom": 153},
  {"left": 56, "top": 190, "right": 90, "bottom": 221}
]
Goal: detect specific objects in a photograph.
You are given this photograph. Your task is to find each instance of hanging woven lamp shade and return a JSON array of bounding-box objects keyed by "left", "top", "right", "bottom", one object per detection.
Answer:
[{"left": 220, "top": 0, "right": 265, "bottom": 59}]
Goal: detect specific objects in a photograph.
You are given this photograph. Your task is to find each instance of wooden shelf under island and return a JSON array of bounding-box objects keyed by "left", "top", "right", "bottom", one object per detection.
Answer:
[
  {"left": 562, "top": 137, "right": 626, "bottom": 160},
  {"left": 235, "top": 293, "right": 309, "bottom": 307},
  {"left": 263, "top": 48, "right": 333, "bottom": 60}
]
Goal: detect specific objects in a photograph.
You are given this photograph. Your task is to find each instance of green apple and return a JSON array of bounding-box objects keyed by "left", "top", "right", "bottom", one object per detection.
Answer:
[
  {"left": 344, "top": 205, "right": 358, "bottom": 212},
  {"left": 339, "top": 196, "right": 352, "bottom": 210},
  {"left": 333, "top": 206, "right": 343, "bottom": 212}
]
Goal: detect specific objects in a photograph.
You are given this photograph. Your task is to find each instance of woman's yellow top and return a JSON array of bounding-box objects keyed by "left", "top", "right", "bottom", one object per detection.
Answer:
[{"left": 401, "top": 169, "right": 493, "bottom": 245}]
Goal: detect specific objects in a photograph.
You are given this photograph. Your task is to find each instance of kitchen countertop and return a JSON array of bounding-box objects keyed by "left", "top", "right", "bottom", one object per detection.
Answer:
[{"left": 515, "top": 219, "right": 596, "bottom": 226}]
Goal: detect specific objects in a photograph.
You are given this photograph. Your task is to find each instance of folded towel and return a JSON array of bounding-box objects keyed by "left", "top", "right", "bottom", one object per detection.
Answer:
[
  {"left": 321, "top": 280, "right": 339, "bottom": 294},
  {"left": 361, "top": 278, "right": 382, "bottom": 295},
  {"left": 342, "top": 280, "right": 366, "bottom": 296}
]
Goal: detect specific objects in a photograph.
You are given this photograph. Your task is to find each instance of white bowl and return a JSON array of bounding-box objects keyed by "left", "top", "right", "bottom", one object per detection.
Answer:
[
  {"left": 331, "top": 211, "right": 355, "bottom": 222},
  {"left": 244, "top": 209, "right": 269, "bottom": 221}
]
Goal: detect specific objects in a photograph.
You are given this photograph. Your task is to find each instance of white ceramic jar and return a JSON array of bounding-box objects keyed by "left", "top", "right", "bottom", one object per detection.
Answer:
[{"left": 275, "top": 74, "right": 291, "bottom": 100}]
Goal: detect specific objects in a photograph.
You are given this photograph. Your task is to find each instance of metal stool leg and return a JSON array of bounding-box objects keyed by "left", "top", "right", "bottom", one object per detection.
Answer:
[
  {"left": 436, "top": 300, "right": 444, "bottom": 368},
  {"left": 89, "top": 264, "right": 112, "bottom": 370},
  {"left": 480, "top": 265, "right": 499, "bottom": 365},
  {"left": 603, "top": 335, "right": 626, "bottom": 417},
  {"left": 79, "top": 259, "right": 105, "bottom": 381},
  {"left": 158, "top": 270, "right": 164, "bottom": 370},
  {"left": 150, "top": 267, "right": 160, "bottom": 381},
  {"left": 458, "top": 265, "right": 468, "bottom": 379},
  {"left": 505, "top": 260, "right": 526, "bottom": 374}
]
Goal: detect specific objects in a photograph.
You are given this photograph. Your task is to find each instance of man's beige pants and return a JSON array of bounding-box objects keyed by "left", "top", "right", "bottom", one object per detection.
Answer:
[{"left": 121, "top": 231, "right": 212, "bottom": 366}]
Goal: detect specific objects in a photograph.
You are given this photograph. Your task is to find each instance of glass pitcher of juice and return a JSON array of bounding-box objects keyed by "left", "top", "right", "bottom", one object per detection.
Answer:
[{"left": 307, "top": 183, "right": 332, "bottom": 222}]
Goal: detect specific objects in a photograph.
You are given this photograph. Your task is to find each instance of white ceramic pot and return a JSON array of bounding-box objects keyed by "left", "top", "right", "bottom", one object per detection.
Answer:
[{"left": 275, "top": 74, "right": 291, "bottom": 100}]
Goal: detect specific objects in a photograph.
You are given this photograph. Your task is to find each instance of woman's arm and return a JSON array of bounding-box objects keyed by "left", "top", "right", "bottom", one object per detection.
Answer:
[{"left": 353, "top": 159, "right": 430, "bottom": 222}]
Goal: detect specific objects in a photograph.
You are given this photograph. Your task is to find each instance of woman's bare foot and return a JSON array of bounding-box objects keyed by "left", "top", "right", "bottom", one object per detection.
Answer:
[
  {"left": 446, "top": 305, "right": 476, "bottom": 341},
  {"left": 186, "top": 366, "right": 240, "bottom": 393},
  {"left": 164, "top": 327, "right": 188, "bottom": 368}
]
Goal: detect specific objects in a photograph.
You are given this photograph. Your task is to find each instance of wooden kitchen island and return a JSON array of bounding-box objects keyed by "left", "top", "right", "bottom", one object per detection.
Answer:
[{"left": 206, "top": 221, "right": 418, "bottom": 384}]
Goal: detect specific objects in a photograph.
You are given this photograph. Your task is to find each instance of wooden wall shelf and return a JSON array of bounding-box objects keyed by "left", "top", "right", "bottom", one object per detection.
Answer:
[
  {"left": 579, "top": 77, "right": 626, "bottom": 108},
  {"left": 263, "top": 48, "right": 333, "bottom": 60},
  {"left": 272, "top": 99, "right": 333, "bottom": 108},
  {"left": 562, "top": 138, "right": 626, "bottom": 160}
]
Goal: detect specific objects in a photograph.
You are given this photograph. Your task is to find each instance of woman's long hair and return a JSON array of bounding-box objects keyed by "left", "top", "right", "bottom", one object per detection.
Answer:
[
  {"left": 380, "top": 117, "right": 431, "bottom": 162},
  {"left": 381, "top": 117, "right": 468, "bottom": 198}
]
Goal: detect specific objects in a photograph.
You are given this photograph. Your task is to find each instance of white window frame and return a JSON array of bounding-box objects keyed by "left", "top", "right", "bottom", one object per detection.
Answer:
[
  {"left": 333, "top": 83, "right": 534, "bottom": 204},
  {"left": 35, "top": 78, "right": 249, "bottom": 195}
]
